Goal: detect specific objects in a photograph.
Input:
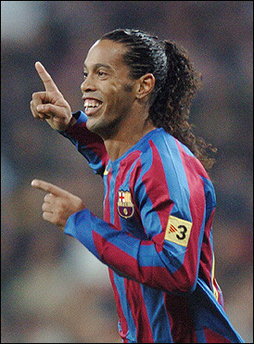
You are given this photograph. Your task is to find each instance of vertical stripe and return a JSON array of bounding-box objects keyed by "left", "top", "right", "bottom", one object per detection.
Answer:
[
  {"left": 138, "top": 141, "right": 173, "bottom": 239},
  {"left": 125, "top": 279, "right": 154, "bottom": 343},
  {"left": 164, "top": 292, "right": 195, "bottom": 342},
  {"left": 175, "top": 140, "right": 206, "bottom": 287},
  {"left": 199, "top": 213, "right": 214, "bottom": 294},
  {"left": 195, "top": 328, "right": 207, "bottom": 343},
  {"left": 140, "top": 285, "right": 173, "bottom": 342},
  {"left": 108, "top": 162, "right": 120, "bottom": 225},
  {"left": 208, "top": 219, "right": 224, "bottom": 307},
  {"left": 211, "top": 252, "right": 219, "bottom": 302},
  {"left": 103, "top": 170, "right": 112, "bottom": 223},
  {"left": 145, "top": 141, "right": 172, "bottom": 230},
  {"left": 113, "top": 151, "right": 141, "bottom": 230},
  {"left": 113, "top": 273, "right": 137, "bottom": 342},
  {"left": 108, "top": 269, "right": 129, "bottom": 342},
  {"left": 155, "top": 135, "right": 192, "bottom": 221}
]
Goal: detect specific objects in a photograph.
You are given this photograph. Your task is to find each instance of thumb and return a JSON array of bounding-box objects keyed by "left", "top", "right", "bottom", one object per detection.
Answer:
[
  {"left": 31, "top": 179, "right": 68, "bottom": 196},
  {"left": 36, "top": 103, "right": 62, "bottom": 117}
]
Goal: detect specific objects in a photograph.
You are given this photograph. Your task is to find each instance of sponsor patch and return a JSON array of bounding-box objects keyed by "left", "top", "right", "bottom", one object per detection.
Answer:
[
  {"left": 165, "top": 215, "right": 192, "bottom": 247},
  {"left": 117, "top": 190, "right": 134, "bottom": 219}
]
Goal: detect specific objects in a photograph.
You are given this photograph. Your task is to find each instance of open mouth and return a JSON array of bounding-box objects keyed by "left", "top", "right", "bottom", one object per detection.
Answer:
[{"left": 84, "top": 98, "right": 103, "bottom": 116}]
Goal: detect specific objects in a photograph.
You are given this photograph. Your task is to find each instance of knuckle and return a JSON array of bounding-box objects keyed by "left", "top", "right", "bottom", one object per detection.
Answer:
[
  {"left": 37, "top": 104, "right": 46, "bottom": 112},
  {"left": 42, "top": 203, "right": 48, "bottom": 211},
  {"left": 39, "top": 104, "right": 47, "bottom": 112},
  {"left": 32, "top": 92, "right": 40, "bottom": 100},
  {"left": 42, "top": 212, "right": 48, "bottom": 220},
  {"left": 30, "top": 100, "right": 37, "bottom": 111},
  {"left": 53, "top": 213, "right": 61, "bottom": 226},
  {"left": 54, "top": 197, "right": 60, "bottom": 206}
]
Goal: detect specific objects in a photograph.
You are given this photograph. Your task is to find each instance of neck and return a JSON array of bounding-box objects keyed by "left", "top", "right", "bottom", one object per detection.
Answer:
[{"left": 104, "top": 117, "right": 156, "bottom": 161}]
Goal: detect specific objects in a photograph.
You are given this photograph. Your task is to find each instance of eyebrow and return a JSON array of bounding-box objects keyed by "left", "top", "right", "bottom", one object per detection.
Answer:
[{"left": 83, "top": 63, "right": 113, "bottom": 71}]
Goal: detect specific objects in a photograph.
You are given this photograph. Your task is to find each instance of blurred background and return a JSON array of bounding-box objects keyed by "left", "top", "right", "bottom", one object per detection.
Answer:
[{"left": 1, "top": 1, "right": 253, "bottom": 343}]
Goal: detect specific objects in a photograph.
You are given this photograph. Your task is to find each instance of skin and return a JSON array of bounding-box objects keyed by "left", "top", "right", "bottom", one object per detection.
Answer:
[
  {"left": 81, "top": 39, "right": 156, "bottom": 158},
  {"left": 30, "top": 39, "right": 156, "bottom": 229}
]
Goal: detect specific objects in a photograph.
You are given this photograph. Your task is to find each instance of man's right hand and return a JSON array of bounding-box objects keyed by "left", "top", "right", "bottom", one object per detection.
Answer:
[{"left": 30, "top": 61, "right": 73, "bottom": 131}]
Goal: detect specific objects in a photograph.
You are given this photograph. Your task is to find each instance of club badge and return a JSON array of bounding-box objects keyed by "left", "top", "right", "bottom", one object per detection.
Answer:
[{"left": 117, "top": 190, "right": 134, "bottom": 219}]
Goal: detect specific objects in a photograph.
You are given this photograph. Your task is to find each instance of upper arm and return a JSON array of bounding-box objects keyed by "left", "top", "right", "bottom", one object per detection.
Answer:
[{"left": 134, "top": 139, "right": 208, "bottom": 291}]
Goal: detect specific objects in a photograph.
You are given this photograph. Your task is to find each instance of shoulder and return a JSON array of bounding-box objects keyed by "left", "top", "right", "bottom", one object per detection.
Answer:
[
  {"left": 143, "top": 128, "right": 209, "bottom": 179},
  {"left": 136, "top": 128, "right": 210, "bottom": 193},
  {"left": 133, "top": 128, "right": 183, "bottom": 188},
  {"left": 139, "top": 128, "right": 188, "bottom": 169}
]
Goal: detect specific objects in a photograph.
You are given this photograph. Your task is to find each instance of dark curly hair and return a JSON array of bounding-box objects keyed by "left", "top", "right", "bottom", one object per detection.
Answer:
[{"left": 101, "top": 29, "right": 216, "bottom": 170}]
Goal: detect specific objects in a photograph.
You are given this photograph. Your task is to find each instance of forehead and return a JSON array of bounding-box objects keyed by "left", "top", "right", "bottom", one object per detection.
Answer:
[{"left": 84, "top": 39, "right": 127, "bottom": 70}]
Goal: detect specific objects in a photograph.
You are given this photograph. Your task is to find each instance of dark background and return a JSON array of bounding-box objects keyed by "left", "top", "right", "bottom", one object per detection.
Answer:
[{"left": 1, "top": 1, "right": 253, "bottom": 342}]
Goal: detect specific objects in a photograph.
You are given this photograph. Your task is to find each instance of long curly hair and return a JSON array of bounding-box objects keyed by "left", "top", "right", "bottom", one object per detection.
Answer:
[{"left": 101, "top": 29, "right": 216, "bottom": 170}]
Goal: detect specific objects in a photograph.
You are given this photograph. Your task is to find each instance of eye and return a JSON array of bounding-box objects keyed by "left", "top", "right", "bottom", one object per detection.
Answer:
[
  {"left": 98, "top": 70, "right": 107, "bottom": 78},
  {"left": 83, "top": 72, "right": 88, "bottom": 79}
]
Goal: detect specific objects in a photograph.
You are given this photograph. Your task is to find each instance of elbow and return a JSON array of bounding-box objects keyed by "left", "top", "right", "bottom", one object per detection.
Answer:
[
  {"left": 172, "top": 265, "right": 197, "bottom": 293},
  {"left": 147, "top": 264, "right": 197, "bottom": 293}
]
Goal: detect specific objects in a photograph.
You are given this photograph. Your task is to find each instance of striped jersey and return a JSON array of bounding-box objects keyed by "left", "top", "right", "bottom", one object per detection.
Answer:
[{"left": 60, "top": 111, "right": 244, "bottom": 343}]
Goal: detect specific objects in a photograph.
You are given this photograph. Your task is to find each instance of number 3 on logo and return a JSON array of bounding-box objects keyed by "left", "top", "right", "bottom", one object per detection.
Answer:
[{"left": 165, "top": 216, "right": 192, "bottom": 247}]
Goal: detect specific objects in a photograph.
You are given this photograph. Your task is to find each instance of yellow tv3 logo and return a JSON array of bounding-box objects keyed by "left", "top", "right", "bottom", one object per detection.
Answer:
[{"left": 165, "top": 215, "right": 192, "bottom": 247}]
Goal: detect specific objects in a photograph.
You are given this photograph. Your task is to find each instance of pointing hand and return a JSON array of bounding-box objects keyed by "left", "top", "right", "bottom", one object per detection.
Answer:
[
  {"left": 31, "top": 179, "right": 85, "bottom": 230},
  {"left": 30, "top": 62, "right": 73, "bottom": 131}
]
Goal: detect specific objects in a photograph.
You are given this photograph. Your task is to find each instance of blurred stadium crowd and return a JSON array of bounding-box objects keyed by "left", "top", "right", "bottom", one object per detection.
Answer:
[{"left": 1, "top": 1, "right": 253, "bottom": 343}]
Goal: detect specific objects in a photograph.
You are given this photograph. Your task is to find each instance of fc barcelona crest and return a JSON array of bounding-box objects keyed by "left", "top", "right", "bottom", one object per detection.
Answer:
[{"left": 117, "top": 190, "right": 134, "bottom": 219}]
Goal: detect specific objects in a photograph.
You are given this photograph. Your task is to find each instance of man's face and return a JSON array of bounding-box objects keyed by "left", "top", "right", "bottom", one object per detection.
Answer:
[{"left": 81, "top": 39, "right": 137, "bottom": 138}]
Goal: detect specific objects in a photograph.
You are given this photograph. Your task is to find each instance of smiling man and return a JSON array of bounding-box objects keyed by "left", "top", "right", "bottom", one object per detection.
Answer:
[
  {"left": 81, "top": 38, "right": 157, "bottom": 158},
  {"left": 30, "top": 29, "right": 244, "bottom": 343}
]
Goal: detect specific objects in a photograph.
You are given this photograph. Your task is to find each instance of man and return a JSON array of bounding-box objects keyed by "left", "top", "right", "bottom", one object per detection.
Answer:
[{"left": 30, "top": 29, "right": 244, "bottom": 343}]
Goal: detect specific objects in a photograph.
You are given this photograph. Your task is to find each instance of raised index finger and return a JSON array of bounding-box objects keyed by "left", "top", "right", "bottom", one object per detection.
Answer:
[
  {"left": 35, "top": 61, "right": 60, "bottom": 93},
  {"left": 31, "top": 179, "right": 67, "bottom": 196}
]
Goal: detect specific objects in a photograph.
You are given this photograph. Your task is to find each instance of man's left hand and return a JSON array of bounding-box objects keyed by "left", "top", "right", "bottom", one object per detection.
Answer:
[{"left": 31, "top": 179, "right": 85, "bottom": 230}]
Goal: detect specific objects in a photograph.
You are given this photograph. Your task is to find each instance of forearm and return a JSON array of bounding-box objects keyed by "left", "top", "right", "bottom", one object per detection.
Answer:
[{"left": 64, "top": 209, "right": 197, "bottom": 293}]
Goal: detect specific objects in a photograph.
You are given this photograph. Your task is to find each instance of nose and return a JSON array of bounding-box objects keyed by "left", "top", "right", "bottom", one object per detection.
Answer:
[{"left": 80, "top": 76, "right": 96, "bottom": 93}]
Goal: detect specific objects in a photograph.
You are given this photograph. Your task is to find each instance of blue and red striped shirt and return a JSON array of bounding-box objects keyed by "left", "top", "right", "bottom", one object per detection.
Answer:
[{"left": 60, "top": 111, "right": 244, "bottom": 343}]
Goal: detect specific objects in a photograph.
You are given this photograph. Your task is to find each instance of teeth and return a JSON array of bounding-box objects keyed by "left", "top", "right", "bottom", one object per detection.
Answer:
[{"left": 84, "top": 100, "right": 100, "bottom": 108}]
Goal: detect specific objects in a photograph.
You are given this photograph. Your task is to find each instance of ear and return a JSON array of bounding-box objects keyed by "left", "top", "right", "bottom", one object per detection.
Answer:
[{"left": 136, "top": 73, "right": 155, "bottom": 100}]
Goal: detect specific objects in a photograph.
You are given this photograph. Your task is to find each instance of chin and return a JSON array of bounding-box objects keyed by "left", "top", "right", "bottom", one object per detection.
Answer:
[
  {"left": 86, "top": 119, "right": 99, "bottom": 133},
  {"left": 86, "top": 114, "right": 120, "bottom": 139},
  {"left": 86, "top": 117, "right": 106, "bottom": 136}
]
